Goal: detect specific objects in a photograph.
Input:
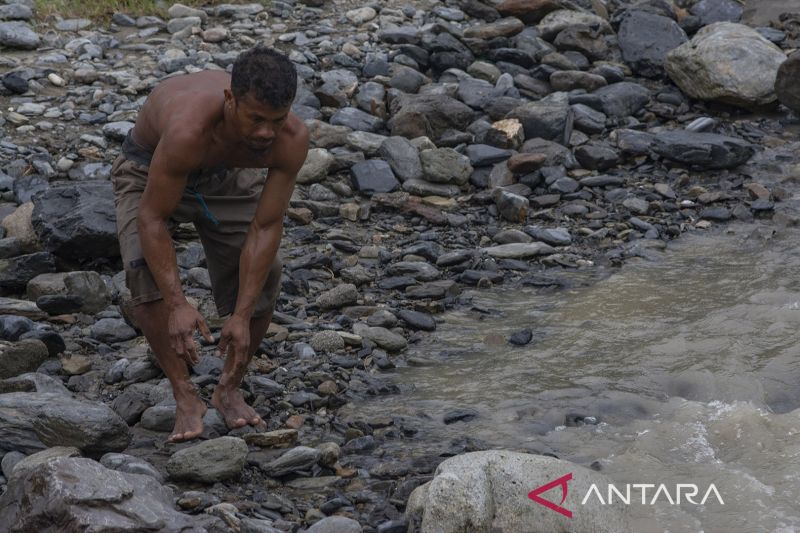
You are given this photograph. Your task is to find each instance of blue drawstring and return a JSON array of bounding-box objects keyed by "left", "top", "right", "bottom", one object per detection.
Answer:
[{"left": 186, "top": 187, "right": 220, "bottom": 226}]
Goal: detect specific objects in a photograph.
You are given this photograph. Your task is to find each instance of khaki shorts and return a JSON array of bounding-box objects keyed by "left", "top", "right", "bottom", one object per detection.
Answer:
[{"left": 110, "top": 145, "right": 282, "bottom": 319}]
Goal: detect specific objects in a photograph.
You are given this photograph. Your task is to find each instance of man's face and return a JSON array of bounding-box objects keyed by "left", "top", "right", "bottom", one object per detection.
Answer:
[{"left": 230, "top": 92, "right": 290, "bottom": 152}]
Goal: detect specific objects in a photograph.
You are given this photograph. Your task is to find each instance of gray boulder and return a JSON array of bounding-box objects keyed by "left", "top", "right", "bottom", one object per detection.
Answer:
[
  {"left": 775, "top": 51, "right": 800, "bottom": 114},
  {"left": 0, "top": 21, "right": 40, "bottom": 50},
  {"left": 350, "top": 160, "right": 399, "bottom": 193},
  {"left": 0, "top": 457, "right": 198, "bottom": 532},
  {"left": 406, "top": 450, "right": 630, "bottom": 533},
  {"left": 651, "top": 131, "right": 755, "bottom": 169},
  {"left": 420, "top": 148, "right": 473, "bottom": 185},
  {"left": 0, "top": 392, "right": 131, "bottom": 454},
  {"left": 388, "top": 94, "right": 477, "bottom": 142},
  {"left": 166, "top": 436, "right": 249, "bottom": 483},
  {"left": 665, "top": 22, "right": 787, "bottom": 108},
  {"left": 379, "top": 136, "right": 422, "bottom": 182},
  {"left": 592, "top": 82, "right": 651, "bottom": 118},
  {"left": 32, "top": 182, "right": 119, "bottom": 263},
  {"left": 617, "top": 11, "right": 688, "bottom": 78},
  {"left": 506, "top": 92, "right": 573, "bottom": 145}
]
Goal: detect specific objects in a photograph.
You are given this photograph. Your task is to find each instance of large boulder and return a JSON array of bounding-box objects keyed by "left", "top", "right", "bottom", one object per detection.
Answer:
[
  {"left": 0, "top": 457, "right": 198, "bottom": 532},
  {"left": 665, "top": 22, "right": 787, "bottom": 108},
  {"left": 388, "top": 94, "right": 477, "bottom": 143},
  {"left": 651, "top": 131, "right": 755, "bottom": 169},
  {"left": 0, "top": 392, "right": 131, "bottom": 454},
  {"left": 0, "top": 21, "right": 40, "bottom": 50},
  {"left": 406, "top": 450, "right": 630, "bottom": 532},
  {"left": 31, "top": 182, "right": 119, "bottom": 264},
  {"left": 617, "top": 10, "right": 688, "bottom": 78}
]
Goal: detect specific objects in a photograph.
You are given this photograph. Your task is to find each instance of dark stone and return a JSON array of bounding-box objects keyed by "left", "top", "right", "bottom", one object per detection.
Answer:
[
  {"left": 571, "top": 103, "right": 606, "bottom": 134},
  {"left": 443, "top": 408, "right": 478, "bottom": 424},
  {"left": 574, "top": 143, "right": 620, "bottom": 171},
  {"left": 651, "top": 131, "right": 755, "bottom": 169},
  {"left": 36, "top": 294, "right": 84, "bottom": 315},
  {"left": 388, "top": 93, "right": 477, "bottom": 143},
  {"left": 31, "top": 182, "right": 119, "bottom": 264},
  {"left": 509, "top": 328, "right": 533, "bottom": 345},
  {"left": 506, "top": 92, "right": 573, "bottom": 145},
  {"left": 592, "top": 82, "right": 651, "bottom": 117},
  {"left": 691, "top": 0, "right": 743, "bottom": 25},
  {"left": 330, "top": 107, "right": 384, "bottom": 132},
  {"left": 0, "top": 253, "right": 56, "bottom": 295},
  {"left": 397, "top": 309, "right": 436, "bottom": 331},
  {"left": 617, "top": 11, "right": 688, "bottom": 78},
  {"left": 350, "top": 160, "right": 400, "bottom": 193},
  {"left": 776, "top": 52, "right": 800, "bottom": 115},
  {"left": 1, "top": 73, "right": 28, "bottom": 94},
  {"left": 0, "top": 315, "right": 35, "bottom": 341},
  {"left": 700, "top": 207, "right": 732, "bottom": 221},
  {"left": 465, "top": 144, "right": 513, "bottom": 167}
]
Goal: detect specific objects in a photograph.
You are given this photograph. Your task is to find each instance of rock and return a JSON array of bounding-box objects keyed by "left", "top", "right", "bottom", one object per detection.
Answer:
[
  {"left": 167, "top": 16, "right": 201, "bottom": 34},
  {"left": 100, "top": 453, "right": 163, "bottom": 482},
  {"left": 0, "top": 253, "right": 56, "bottom": 294},
  {"left": 310, "top": 331, "right": 345, "bottom": 353},
  {"left": 742, "top": 0, "right": 799, "bottom": 27},
  {"left": 463, "top": 17, "right": 524, "bottom": 40},
  {"left": 243, "top": 429, "right": 298, "bottom": 448},
  {"left": 0, "top": 21, "right": 40, "bottom": 50},
  {"left": 571, "top": 103, "right": 607, "bottom": 134},
  {"left": 351, "top": 160, "right": 399, "bottom": 194},
  {"left": 524, "top": 226, "right": 571, "bottom": 246},
  {"left": 466, "top": 145, "right": 513, "bottom": 168},
  {"left": 0, "top": 340, "right": 49, "bottom": 380},
  {"left": 592, "top": 82, "right": 651, "bottom": 118},
  {"left": 420, "top": 148, "right": 473, "bottom": 185},
  {"left": 0, "top": 298, "right": 46, "bottom": 320},
  {"left": 651, "top": 131, "right": 755, "bottom": 169},
  {"left": 331, "top": 107, "right": 384, "bottom": 133},
  {"left": 32, "top": 182, "right": 119, "bottom": 263},
  {"left": 617, "top": 11, "right": 688, "bottom": 78},
  {"left": 27, "top": 271, "right": 110, "bottom": 314},
  {"left": 216, "top": 3, "right": 264, "bottom": 17},
  {"left": 406, "top": 450, "right": 631, "bottom": 532},
  {"left": 379, "top": 137, "right": 422, "bottom": 182},
  {"left": 388, "top": 94, "right": 476, "bottom": 143},
  {"left": 0, "top": 392, "right": 130, "bottom": 454},
  {"left": 494, "top": 190, "right": 530, "bottom": 222},
  {"left": 356, "top": 325, "right": 407, "bottom": 352},
  {"left": 168, "top": 3, "right": 207, "bottom": 20},
  {"left": 483, "top": 242, "right": 555, "bottom": 259},
  {"left": 166, "top": 436, "right": 248, "bottom": 483},
  {"left": 775, "top": 52, "right": 800, "bottom": 114},
  {"left": 485, "top": 118, "right": 525, "bottom": 150},
  {"left": 317, "top": 283, "right": 359, "bottom": 309},
  {"left": 403, "top": 179, "right": 461, "bottom": 197},
  {"left": 2, "top": 203, "right": 36, "bottom": 245},
  {"left": 691, "top": 0, "right": 743, "bottom": 25},
  {"left": 307, "top": 516, "right": 362, "bottom": 533},
  {"left": 260, "top": 446, "right": 320, "bottom": 477},
  {"left": 0, "top": 4, "right": 33, "bottom": 20},
  {"left": 6, "top": 446, "right": 80, "bottom": 479},
  {"left": 102, "top": 121, "right": 135, "bottom": 142},
  {"left": 346, "top": 6, "right": 376, "bottom": 24},
  {"left": 507, "top": 92, "right": 573, "bottom": 145},
  {"left": 54, "top": 18, "right": 91, "bottom": 31},
  {"left": 496, "top": 0, "right": 562, "bottom": 24},
  {"left": 297, "top": 148, "right": 334, "bottom": 184},
  {"left": 550, "top": 71, "right": 607, "bottom": 92},
  {"left": 665, "top": 23, "right": 787, "bottom": 108},
  {"left": 537, "top": 9, "right": 612, "bottom": 41},
  {"left": 0, "top": 372, "right": 70, "bottom": 395},
  {"left": 0, "top": 457, "right": 196, "bottom": 531},
  {"left": 90, "top": 318, "right": 137, "bottom": 344},
  {"left": 575, "top": 143, "right": 619, "bottom": 171},
  {"left": 397, "top": 309, "right": 436, "bottom": 331}
]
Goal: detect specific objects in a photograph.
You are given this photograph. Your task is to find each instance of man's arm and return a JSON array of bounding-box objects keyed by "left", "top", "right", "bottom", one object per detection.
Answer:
[
  {"left": 138, "top": 129, "right": 213, "bottom": 363},
  {"left": 232, "top": 125, "right": 309, "bottom": 320}
]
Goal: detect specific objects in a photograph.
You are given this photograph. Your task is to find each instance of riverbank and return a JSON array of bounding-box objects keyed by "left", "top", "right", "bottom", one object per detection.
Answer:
[{"left": 1, "top": 0, "right": 799, "bottom": 531}]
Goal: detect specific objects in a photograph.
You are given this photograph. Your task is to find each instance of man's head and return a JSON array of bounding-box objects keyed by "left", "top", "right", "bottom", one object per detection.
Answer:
[{"left": 226, "top": 45, "right": 298, "bottom": 151}]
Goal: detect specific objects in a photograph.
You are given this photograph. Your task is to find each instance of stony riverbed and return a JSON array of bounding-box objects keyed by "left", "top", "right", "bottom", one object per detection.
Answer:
[{"left": 1, "top": 0, "right": 800, "bottom": 531}]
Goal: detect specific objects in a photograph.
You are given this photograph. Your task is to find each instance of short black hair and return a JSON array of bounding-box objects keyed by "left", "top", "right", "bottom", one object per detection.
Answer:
[{"left": 231, "top": 45, "right": 297, "bottom": 108}]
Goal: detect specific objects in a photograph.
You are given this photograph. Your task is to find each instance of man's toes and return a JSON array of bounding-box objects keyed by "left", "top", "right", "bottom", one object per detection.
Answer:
[
  {"left": 231, "top": 417, "right": 247, "bottom": 428},
  {"left": 168, "top": 432, "right": 184, "bottom": 443}
]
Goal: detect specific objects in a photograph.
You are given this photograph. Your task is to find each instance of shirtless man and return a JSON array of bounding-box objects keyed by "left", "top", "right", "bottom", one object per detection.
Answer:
[{"left": 111, "top": 46, "right": 309, "bottom": 442}]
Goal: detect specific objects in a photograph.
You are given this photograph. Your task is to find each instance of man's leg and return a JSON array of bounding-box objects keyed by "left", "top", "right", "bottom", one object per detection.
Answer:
[
  {"left": 131, "top": 300, "right": 207, "bottom": 442},
  {"left": 211, "top": 312, "right": 271, "bottom": 428}
]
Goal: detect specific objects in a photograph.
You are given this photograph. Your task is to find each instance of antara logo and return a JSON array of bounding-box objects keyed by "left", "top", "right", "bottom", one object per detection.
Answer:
[{"left": 528, "top": 473, "right": 725, "bottom": 517}]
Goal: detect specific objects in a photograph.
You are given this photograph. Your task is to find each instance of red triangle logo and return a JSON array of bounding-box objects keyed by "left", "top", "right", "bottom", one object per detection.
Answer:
[{"left": 528, "top": 472, "right": 573, "bottom": 518}]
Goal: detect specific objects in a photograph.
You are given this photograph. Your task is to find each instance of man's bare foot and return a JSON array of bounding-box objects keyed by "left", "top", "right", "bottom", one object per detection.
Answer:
[
  {"left": 211, "top": 386, "right": 263, "bottom": 429},
  {"left": 167, "top": 393, "right": 208, "bottom": 443}
]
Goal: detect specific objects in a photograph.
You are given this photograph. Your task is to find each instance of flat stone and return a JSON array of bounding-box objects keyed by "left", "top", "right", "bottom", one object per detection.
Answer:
[
  {"left": 483, "top": 242, "right": 555, "bottom": 259},
  {"left": 166, "top": 436, "right": 248, "bottom": 483}
]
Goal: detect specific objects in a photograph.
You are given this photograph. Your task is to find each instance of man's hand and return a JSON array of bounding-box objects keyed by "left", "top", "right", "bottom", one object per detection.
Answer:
[
  {"left": 216, "top": 314, "right": 251, "bottom": 370},
  {"left": 168, "top": 302, "right": 214, "bottom": 365}
]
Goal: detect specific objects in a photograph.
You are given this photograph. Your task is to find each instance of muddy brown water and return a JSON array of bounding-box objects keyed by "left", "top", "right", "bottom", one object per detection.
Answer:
[{"left": 351, "top": 220, "right": 800, "bottom": 532}]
